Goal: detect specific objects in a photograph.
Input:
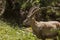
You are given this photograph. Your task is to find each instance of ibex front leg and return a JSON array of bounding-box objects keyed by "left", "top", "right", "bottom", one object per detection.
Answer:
[
  {"left": 53, "top": 37, "right": 57, "bottom": 40},
  {"left": 42, "top": 38, "right": 46, "bottom": 40}
]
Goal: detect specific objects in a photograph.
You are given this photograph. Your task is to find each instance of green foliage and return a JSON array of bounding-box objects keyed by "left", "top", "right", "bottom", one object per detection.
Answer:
[
  {"left": 20, "top": 0, "right": 40, "bottom": 10},
  {"left": 0, "top": 20, "right": 38, "bottom": 40},
  {"left": 19, "top": 0, "right": 60, "bottom": 21}
]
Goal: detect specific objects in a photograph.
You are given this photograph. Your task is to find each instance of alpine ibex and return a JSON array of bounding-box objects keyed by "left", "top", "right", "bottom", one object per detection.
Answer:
[{"left": 23, "top": 6, "right": 60, "bottom": 40}]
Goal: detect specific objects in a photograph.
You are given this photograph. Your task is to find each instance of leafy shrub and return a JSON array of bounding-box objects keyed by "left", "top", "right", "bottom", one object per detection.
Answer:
[{"left": 0, "top": 20, "right": 38, "bottom": 40}]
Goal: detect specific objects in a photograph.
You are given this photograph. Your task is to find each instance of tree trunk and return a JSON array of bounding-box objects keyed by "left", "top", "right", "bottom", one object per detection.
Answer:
[
  {"left": 2, "top": 0, "right": 14, "bottom": 19},
  {"left": 2, "top": 0, "right": 22, "bottom": 27}
]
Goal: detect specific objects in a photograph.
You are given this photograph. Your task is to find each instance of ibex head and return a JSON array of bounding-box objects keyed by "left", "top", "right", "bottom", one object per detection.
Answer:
[{"left": 23, "top": 6, "right": 40, "bottom": 26}]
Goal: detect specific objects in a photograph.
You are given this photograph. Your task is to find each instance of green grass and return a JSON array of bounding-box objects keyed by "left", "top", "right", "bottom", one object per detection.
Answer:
[
  {"left": 0, "top": 20, "right": 38, "bottom": 40},
  {"left": 0, "top": 19, "right": 60, "bottom": 40}
]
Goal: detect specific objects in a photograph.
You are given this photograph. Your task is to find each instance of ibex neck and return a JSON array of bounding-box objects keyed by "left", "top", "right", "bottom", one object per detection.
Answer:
[
  {"left": 30, "top": 18, "right": 37, "bottom": 28},
  {"left": 30, "top": 18, "right": 34, "bottom": 24},
  {"left": 30, "top": 19, "right": 39, "bottom": 34}
]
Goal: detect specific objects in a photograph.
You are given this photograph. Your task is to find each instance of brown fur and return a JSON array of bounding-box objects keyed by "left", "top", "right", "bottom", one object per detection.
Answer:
[{"left": 23, "top": 6, "right": 59, "bottom": 40}]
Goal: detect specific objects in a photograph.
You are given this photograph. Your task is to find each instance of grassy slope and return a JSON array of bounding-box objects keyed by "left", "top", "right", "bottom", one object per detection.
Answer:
[
  {"left": 0, "top": 19, "right": 60, "bottom": 40},
  {"left": 0, "top": 20, "right": 37, "bottom": 40}
]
